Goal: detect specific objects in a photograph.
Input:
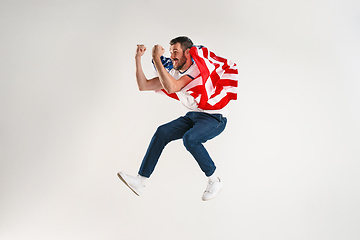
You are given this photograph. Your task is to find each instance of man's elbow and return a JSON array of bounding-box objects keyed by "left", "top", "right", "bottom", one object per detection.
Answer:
[
  {"left": 164, "top": 83, "right": 182, "bottom": 94},
  {"left": 164, "top": 86, "right": 178, "bottom": 94},
  {"left": 138, "top": 86, "right": 146, "bottom": 91},
  {"left": 138, "top": 83, "right": 150, "bottom": 91}
]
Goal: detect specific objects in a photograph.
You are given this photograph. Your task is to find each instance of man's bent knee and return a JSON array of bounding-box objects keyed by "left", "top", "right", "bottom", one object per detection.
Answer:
[{"left": 183, "top": 133, "right": 199, "bottom": 150}]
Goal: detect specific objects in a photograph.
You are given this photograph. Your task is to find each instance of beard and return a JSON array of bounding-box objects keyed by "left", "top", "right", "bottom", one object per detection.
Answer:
[{"left": 172, "top": 55, "right": 187, "bottom": 71}]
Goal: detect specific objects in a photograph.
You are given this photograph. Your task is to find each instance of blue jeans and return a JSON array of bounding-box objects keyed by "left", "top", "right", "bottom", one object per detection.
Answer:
[{"left": 138, "top": 111, "right": 227, "bottom": 178}]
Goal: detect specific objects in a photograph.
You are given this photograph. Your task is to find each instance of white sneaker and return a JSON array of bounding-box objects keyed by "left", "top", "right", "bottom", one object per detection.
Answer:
[
  {"left": 202, "top": 177, "right": 223, "bottom": 201},
  {"left": 117, "top": 172, "right": 144, "bottom": 196}
]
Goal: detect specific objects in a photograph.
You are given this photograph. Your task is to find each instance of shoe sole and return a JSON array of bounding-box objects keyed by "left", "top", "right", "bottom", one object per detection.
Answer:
[{"left": 117, "top": 172, "right": 140, "bottom": 196}]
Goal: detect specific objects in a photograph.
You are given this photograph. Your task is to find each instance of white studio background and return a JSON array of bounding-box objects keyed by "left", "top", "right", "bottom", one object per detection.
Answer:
[{"left": 1, "top": 0, "right": 359, "bottom": 239}]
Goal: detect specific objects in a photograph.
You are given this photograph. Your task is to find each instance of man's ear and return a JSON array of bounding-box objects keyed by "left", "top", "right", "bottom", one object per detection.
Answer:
[{"left": 185, "top": 48, "right": 190, "bottom": 57}]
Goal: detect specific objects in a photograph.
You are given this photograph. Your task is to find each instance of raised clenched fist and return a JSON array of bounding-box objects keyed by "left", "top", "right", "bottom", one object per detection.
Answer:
[
  {"left": 152, "top": 44, "right": 165, "bottom": 59},
  {"left": 135, "top": 44, "right": 146, "bottom": 58}
]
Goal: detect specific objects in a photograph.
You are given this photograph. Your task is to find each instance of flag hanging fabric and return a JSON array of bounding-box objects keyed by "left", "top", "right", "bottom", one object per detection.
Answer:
[{"left": 155, "top": 45, "right": 238, "bottom": 110}]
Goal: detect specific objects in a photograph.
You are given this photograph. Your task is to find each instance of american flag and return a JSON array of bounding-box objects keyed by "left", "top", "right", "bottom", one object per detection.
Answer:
[{"left": 156, "top": 45, "right": 238, "bottom": 110}]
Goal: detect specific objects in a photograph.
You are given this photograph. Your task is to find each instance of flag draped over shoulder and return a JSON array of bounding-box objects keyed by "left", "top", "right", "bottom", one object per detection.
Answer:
[{"left": 156, "top": 45, "right": 238, "bottom": 110}]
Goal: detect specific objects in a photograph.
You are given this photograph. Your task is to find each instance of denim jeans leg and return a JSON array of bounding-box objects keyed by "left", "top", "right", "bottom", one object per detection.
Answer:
[
  {"left": 138, "top": 116, "right": 192, "bottom": 177},
  {"left": 182, "top": 112, "right": 227, "bottom": 177}
]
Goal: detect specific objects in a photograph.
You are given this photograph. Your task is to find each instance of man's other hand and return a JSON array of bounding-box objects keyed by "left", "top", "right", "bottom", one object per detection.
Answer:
[
  {"left": 136, "top": 44, "right": 146, "bottom": 58},
  {"left": 152, "top": 44, "right": 165, "bottom": 59}
]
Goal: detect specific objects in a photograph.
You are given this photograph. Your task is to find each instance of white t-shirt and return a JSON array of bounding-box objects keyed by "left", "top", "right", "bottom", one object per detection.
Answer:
[{"left": 168, "top": 62, "right": 228, "bottom": 117}]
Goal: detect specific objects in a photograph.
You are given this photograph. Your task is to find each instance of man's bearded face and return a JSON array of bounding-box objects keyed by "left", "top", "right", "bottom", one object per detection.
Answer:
[
  {"left": 172, "top": 54, "right": 187, "bottom": 71},
  {"left": 170, "top": 43, "right": 187, "bottom": 71}
]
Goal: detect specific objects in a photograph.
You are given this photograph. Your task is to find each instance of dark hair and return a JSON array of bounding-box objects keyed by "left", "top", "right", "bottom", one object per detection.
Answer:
[{"left": 169, "top": 36, "right": 193, "bottom": 51}]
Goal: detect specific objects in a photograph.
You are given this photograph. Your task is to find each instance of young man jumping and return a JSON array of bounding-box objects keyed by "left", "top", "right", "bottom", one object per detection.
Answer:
[{"left": 117, "top": 36, "right": 237, "bottom": 201}]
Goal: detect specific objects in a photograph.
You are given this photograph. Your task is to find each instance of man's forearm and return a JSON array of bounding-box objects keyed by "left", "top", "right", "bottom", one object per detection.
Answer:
[
  {"left": 135, "top": 57, "right": 148, "bottom": 91},
  {"left": 153, "top": 57, "right": 178, "bottom": 94},
  {"left": 135, "top": 56, "right": 163, "bottom": 91}
]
